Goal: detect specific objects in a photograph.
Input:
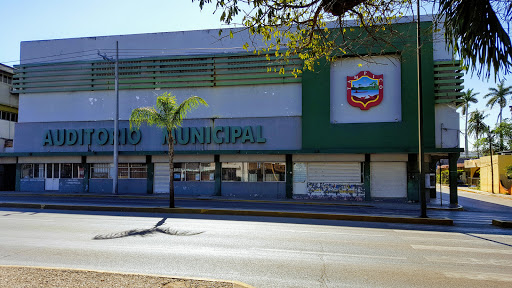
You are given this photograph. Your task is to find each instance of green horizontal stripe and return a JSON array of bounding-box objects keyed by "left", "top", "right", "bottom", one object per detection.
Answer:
[
  {"left": 434, "top": 60, "right": 462, "bottom": 65},
  {"left": 215, "top": 78, "right": 301, "bottom": 86},
  {"left": 433, "top": 66, "right": 462, "bottom": 72},
  {"left": 435, "top": 99, "right": 464, "bottom": 104},
  {"left": 435, "top": 85, "right": 464, "bottom": 91},
  {"left": 435, "top": 92, "right": 465, "bottom": 97},
  {"left": 434, "top": 79, "right": 464, "bottom": 84},
  {"left": 434, "top": 72, "right": 464, "bottom": 78}
]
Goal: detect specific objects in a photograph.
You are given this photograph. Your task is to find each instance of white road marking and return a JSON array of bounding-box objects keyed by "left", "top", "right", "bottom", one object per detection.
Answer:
[
  {"left": 280, "top": 230, "right": 385, "bottom": 237},
  {"left": 253, "top": 248, "right": 406, "bottom": 260},
  {"left": 425, "top": 256, "right": 512, "bottom": 266},
  {"left": 412, "top": 244, "right": 512, "bottom": 254},
  {"left": 444, "top": 272, "right": 512, "bottom": 282}
]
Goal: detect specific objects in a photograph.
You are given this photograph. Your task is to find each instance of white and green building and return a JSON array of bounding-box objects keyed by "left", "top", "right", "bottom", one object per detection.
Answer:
[{"left": 2, "top": 17, "right": 464, "bottom": 204}]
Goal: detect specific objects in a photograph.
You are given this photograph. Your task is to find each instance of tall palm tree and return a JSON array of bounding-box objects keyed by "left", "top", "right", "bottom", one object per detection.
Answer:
[
  {"left": 457, "top": 89, "right": 479, "bottom": 158},
  {"left": 129, "top": 92, "right": 208, "bottom": 208},
  {"left": 484, "top": 80, "right": 512, "bottom": 150},
  {"left": 467, "top": 110, "right": 488, "bottom": 157}
]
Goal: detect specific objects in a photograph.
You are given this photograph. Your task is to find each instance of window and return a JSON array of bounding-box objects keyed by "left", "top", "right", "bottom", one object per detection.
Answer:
[
  {"left": 91, "top": 163, "right": 147, "bottom": 179},
  {"left": 248, "top": 162, "right": 263, "bottom": 182},
  {"left": 21, "top": 164, "right": 33, "bottom": 178},
  {"left": 185, "top": 162, "right": 200, "bottom": 181},
  {"left": 222, "top": 162, "right": 243, "bottom": 181},
  {"left": 73, "top": 164, "right": 84, "bottom": 178},
  {"left": 91, "top": 163, "right": 110, "bottom": 178},
  {"left": 61, "top": 163, "right": 73, "bottom": 178},
  {"left": 174, "top": 163, "right": 214, "bottom": 181},
  {"left": 173, "top": 163, "right": 183, "bottom": 181},
  {"left": 221, "top": 162, "right": 286, "bottom": 182},
  {"left": 264, "top": 163, "right": 286, "bottom": 182},
  {"left": 20, "top": 164, "right": 44, "bottom": 179},
  {"left": 129, "top": 163, "right": 147, "bottom": 178},
  {"left": 201, "top": 163, "right": 215, "bottom": 181}
]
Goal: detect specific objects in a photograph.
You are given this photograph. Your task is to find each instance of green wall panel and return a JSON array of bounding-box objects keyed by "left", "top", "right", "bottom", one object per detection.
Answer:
[{"left": 302, "top": 22, "right": 436, "bottom": 153}]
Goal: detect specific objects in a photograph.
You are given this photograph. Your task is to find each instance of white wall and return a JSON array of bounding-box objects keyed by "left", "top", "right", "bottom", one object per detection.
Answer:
[
  {"left": 435, "top": 103, "right": 460, "bottom": 148},
  {"left": 19, "top": 83, "right": 301, "bottom": 123},
  {"left": 20, "top": 29, "right": 263, "bottom": 64},
  {"left": 0, "top": 120, "right": 15, "bottom": 139},
  {"left": 330, "top": 56, "right": 402, "bottom": 124}
]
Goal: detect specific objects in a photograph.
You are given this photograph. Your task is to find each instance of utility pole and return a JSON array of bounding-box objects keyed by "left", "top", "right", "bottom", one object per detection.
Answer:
[
  {"left": 489, "top": 131, "right": 494, "bottom": 194},
  {"left": 98, "top": 41, "right": 119, "bottom": 195},
  {"left": 417, "top": 0, "right": 427, "bottom": 218},
  {"left": 113, "top": 41, "right": 119, "bottom": 195}
]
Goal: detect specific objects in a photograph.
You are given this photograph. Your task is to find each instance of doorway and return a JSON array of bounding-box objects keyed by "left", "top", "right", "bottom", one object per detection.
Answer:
[{"left": 45, "top": 163, "right": 60, "bottom": 191}]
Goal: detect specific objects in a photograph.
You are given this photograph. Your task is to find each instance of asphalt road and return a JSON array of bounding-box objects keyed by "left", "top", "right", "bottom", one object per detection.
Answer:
[{"left": 1, "top": 208, "right": 511, "bottom": 287}]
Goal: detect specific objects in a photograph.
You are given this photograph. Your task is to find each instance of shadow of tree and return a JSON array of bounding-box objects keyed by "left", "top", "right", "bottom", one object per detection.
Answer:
[{"left": 92, "top": 217, "right": 204, "bottom": 240}]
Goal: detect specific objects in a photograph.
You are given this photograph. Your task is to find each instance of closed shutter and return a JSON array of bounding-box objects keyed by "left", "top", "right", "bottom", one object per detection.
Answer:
[
  {"left": 154, "top": 163, "right": 169, "bottom": 194},
  {"left": 370, "top": 162, "right": 407, "bottom": 198},
  {"left": 307, "top": 162, "right": 361, "bottom": 183}
]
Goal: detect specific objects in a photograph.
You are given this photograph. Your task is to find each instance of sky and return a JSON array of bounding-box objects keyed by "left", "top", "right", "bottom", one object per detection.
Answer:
[{"left": 1, "top": 0, "right": 510, "bottom": 152}]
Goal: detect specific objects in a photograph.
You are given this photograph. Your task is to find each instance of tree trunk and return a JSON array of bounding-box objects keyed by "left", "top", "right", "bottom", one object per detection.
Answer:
[
  {"left": 465, "top": 104, "right": 469, "bottom": 158},
  {"left": 499, "top": 109, "right": 504, "bottom": 151},
  {"left": 167, "top": 130, "right": 175, "bottom": 208}
]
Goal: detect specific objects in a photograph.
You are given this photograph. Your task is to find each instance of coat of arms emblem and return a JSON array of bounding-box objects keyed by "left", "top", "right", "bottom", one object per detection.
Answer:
[{"left": 347, "top": 71, "right": 383, "bottom": 110}]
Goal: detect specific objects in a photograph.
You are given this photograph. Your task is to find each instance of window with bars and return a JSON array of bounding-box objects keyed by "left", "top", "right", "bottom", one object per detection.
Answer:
[
  {"left": 221, "top": 162, "right": 286, "bottom": 182},
  {"left": 91, "top": 163, "right": 147, "bottom": 179}
]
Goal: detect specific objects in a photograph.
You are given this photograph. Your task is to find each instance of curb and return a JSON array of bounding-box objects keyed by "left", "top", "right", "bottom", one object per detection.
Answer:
[
  {"left": 427, "top": 204, "right": 464, "bottom": 211},
  {"left": 492, "top": 219, "right": 512, "bottom": 228},
  {"left": 0, "top": 202, "right": 454, "bottom": 226},
  {"left": 0, "top": 192, "right": 375, "bottom": 207},
  {"left": 0, "top": 265, "right": 256, "bottom": 288}
]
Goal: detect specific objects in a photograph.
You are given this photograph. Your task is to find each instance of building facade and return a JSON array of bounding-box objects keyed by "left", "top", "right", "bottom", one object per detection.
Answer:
[
  {"left": 5, "top": 18, "right": 463, "bottom": 203},
  {"left": 0, "top": 64, "right": 18, "bottom": 190}
]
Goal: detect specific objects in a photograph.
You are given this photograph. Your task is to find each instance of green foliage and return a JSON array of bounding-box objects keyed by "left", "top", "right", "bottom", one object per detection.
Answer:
[
  {"left": 129, "top": 92, "right": 208, "bottom": 132},
  {"left": 436, "top": 170, "right": 450, "bottom": 184},
  {"left": 194, "top": 0, "right": 512, "bottom": 78},
  {"left": 506, "top": 165, "right": 512, "bottom": 178},
  {"left": 468, "top": 110, "right": 489, "bottom": 156},
  {"left": 194, "top": 0, "right": 413, "bottom": 74},
  {"left": 439, "top": 0, "right": 512, "bottom": 78}
]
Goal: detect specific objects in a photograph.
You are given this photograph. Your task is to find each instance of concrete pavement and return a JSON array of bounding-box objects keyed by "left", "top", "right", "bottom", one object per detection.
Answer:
[{"left": 1, "top": 186, "right": 511, "bottom": 227}]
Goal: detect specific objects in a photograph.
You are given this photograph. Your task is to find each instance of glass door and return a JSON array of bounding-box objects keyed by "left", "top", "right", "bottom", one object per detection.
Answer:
[{"left": 45, "top": 163, "right": 60, "bottom": 190}]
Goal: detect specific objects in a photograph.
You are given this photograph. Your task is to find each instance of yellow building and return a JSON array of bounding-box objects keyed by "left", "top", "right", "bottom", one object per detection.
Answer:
[{"left": 464, "top": 155, "right": 512, "bottom": 194}]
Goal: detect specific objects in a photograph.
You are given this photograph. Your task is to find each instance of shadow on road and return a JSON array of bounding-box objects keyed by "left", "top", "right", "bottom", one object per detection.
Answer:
[{"left": 92, "top": 217, "right": 205, "bottom": 240}]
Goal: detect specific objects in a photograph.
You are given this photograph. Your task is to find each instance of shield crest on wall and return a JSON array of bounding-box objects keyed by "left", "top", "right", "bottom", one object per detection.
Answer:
[{"left": 347, "top": 71, "right": 383, "bottom": 110}]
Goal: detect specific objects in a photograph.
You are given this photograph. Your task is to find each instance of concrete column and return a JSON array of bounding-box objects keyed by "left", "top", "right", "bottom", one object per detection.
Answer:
[
  {"left": 146, "top": 155, "right": 154, "bottom": 194},
  {"left": 81, "top": 156, "right": 89, "bottom": 193},
  {"left": 407, "top": 154, "right": 419, "bottom": 202},
  {"left": 214, "top": 155, "right": 221, "bottom": 196},
  {"left": 15, "top": 163, "right": 20, "bottom": 192},
  {"left": 364, "top": 154, "right": 371, "bottom": 201},
  {"left": 285, "top": 154, "right": 293, "bottom": 199},
  {"left": 449, "top": 153, "right": 459, "bottom": 206}
]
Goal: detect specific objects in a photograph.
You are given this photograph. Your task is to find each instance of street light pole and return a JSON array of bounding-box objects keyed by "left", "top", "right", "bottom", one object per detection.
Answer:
[
  {"left": 113, "top": 41, "right": 119, "bottom": 195},
  {"left": 417, "top": 0, "right": 427, "bottom": 218}
]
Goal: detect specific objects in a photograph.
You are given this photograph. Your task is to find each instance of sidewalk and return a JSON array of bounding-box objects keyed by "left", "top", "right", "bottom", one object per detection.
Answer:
[
  {"left": 0, "top": 190, "right": 461, "bottom": 226},
  {"left": 1, "top": 188, "right": 511, "bottom": 227}
]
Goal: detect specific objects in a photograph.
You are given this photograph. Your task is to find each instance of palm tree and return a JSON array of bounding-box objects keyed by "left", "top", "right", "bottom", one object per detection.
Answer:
[
  {"left": 467, "top": 110, "right": 488, "bottom": 157},
  {"left": 484, "top": 80, "right": 512, "bottom": 150},
  {"left": 129, "top": 92, "right": 208, "bottom": 208},
  {"left": 457, "top": 89, "right": 479, "bottom": 158}
]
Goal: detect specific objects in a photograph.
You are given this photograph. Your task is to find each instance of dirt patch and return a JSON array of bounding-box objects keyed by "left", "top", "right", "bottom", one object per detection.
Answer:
[{"left": 0, "top": 266, "right": 253, "bottom": 288}]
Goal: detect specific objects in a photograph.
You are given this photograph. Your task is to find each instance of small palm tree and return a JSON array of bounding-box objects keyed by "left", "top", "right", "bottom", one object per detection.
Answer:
[
  {"left": 468, "top": 110, "right": 488, "bottom": 157},
  {"left": 484, "top": 80, "right": 512, "bottom": 150},
  {"left": 457, "top": 89, "right": 479, "bottom": 158},
  {"left": 129, "top": 92, "right": 208, "bottom": 208}
]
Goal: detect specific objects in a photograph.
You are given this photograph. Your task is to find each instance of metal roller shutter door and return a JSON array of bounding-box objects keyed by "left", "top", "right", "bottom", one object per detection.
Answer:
[
  {"left": 307, "top": 162, "right": 361, "bottom": 183},
  {"left": 370, "top": 162, "right": 407, "bottom": 198},
  {"left": 153, "top": 163, "right": 169, "bottom": 194}
]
